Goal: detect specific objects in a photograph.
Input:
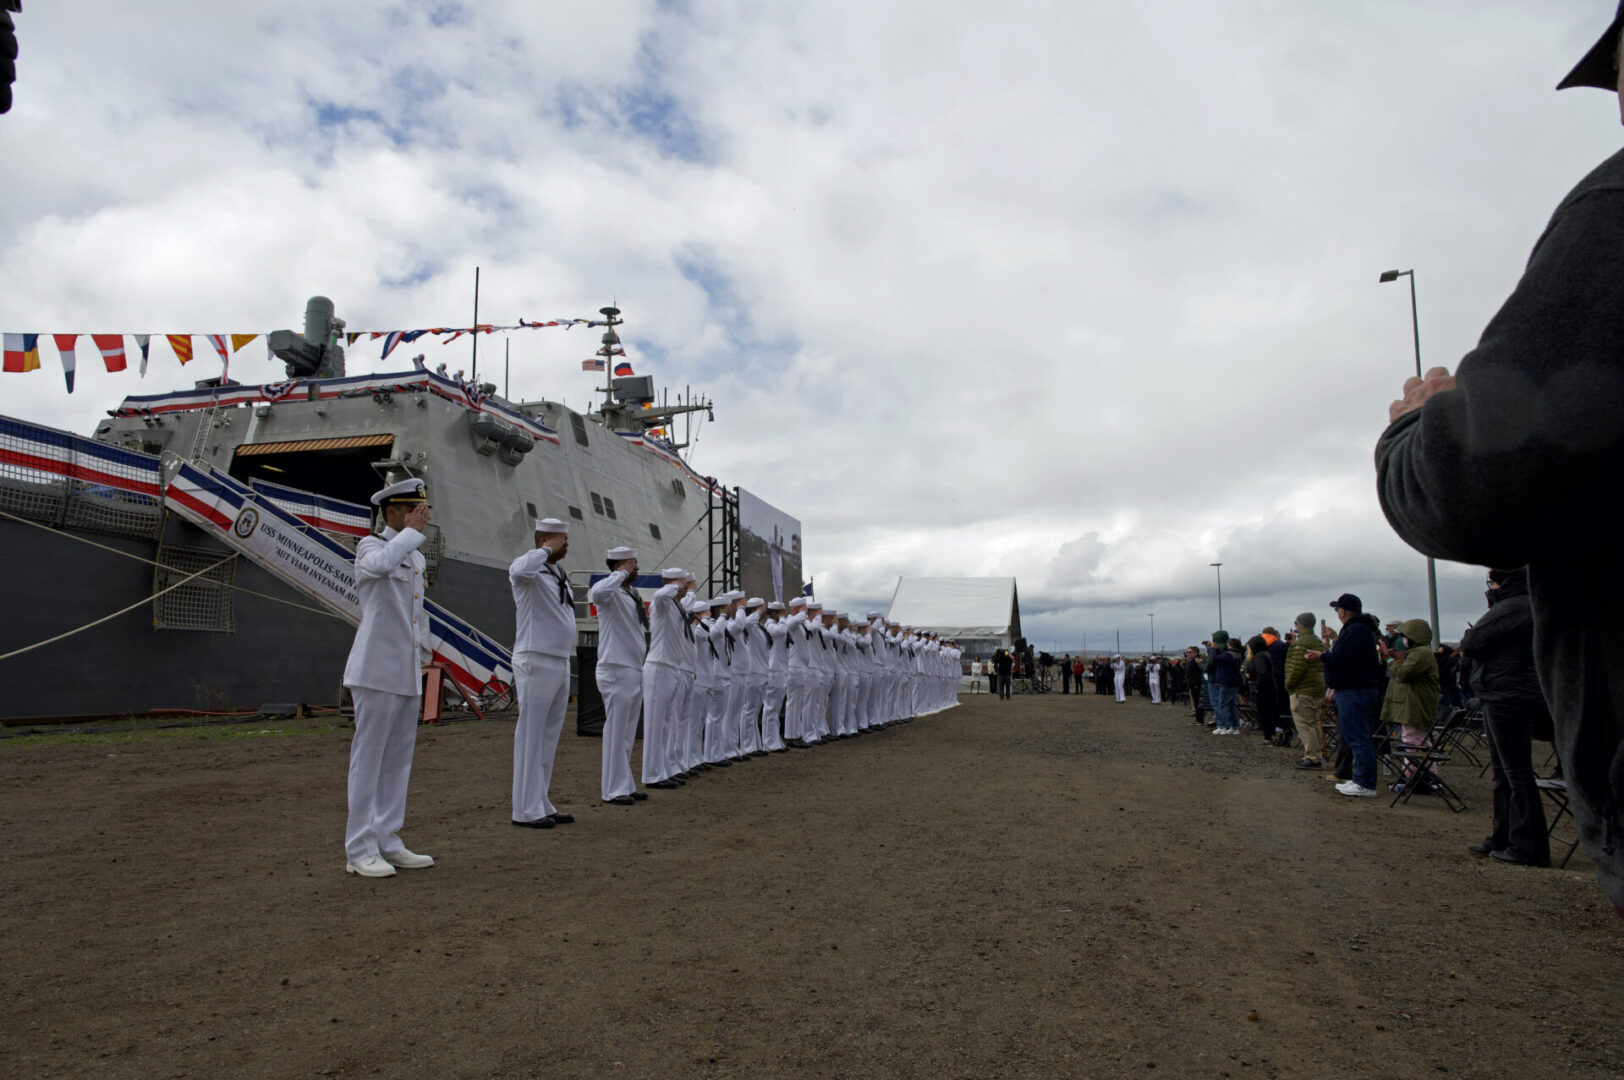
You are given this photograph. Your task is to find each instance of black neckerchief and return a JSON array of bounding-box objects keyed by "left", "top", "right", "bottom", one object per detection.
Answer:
[
  {"left": 544, "top": 558, "right": 572, "bottom": 609},
  {"left": 673, "top": 595, "right": 693, "bottom": 641}
]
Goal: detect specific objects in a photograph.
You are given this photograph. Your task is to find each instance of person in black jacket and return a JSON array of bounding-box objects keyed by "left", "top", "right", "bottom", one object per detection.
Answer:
[
  {"left": 1462, "top": 569, "right": 1551, "bottom": 866},
  {"left": 1306, "top": 593, "right": 1384, "bottom": 796},
  {"left": 1245, "top": 635, "right": 1282, "bottom": 744},
  {"left": 992, "top": 648, "right": 1013, "bottom": 700},
  {"left": 1373, "top": 7, "right": 1624, "bottom": 914}
]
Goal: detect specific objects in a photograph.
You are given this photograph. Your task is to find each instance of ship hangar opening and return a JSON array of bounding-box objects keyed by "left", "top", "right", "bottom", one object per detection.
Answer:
[{"left": 227, "top": 434, "right": 396, "bottom": 506}]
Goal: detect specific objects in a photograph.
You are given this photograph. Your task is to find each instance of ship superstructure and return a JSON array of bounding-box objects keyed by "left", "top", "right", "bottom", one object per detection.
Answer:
[{"left": 0, "top": 298, "right": 765, "bottom": 719}]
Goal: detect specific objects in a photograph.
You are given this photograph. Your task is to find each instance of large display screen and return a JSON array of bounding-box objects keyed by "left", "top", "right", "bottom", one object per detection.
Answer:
[{"left": 738, "top": 488, "right": 803, "bottom": 604}]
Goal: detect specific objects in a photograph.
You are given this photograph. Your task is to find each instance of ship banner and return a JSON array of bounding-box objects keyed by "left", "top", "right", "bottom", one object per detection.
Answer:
[
  {"left": 738, "top": 488, "right": 803, "bottom": 606},
  {"left": 163, "top": 460, "right": 513, "bottom": 698}
]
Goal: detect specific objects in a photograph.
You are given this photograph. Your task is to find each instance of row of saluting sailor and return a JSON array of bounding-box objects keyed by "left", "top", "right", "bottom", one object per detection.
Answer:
[{"left": 341, "top": 487, "right": 960, "bottom": 878}]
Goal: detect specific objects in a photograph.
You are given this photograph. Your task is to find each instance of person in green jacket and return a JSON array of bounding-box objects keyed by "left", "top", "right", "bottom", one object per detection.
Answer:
[
  {"left": 1380, "top": 618, "right": 1441, "bottom": 791},
  {"left": 1284, "top": 612, "right": 1327, "bottom": 768}
]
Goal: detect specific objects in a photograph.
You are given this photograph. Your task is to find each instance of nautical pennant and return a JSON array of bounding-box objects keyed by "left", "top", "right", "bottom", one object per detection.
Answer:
[
  {"left": 133, "top": 334, "right": 151, "bottom": 377},
  {"left": 167, "top": 334, "right": 194, "bottom": 365},
  {"left": 205, "top": 334, "right": 230, "bottom": 383},
  {"left": 230, "top": 333, "right": 258, "bottom": 353},
  {"left": 53, "top": 334, "right": 79, "bottom": 393},
  {"left": 2, "top": 333, "right": 41, "bottom": 373},
  {"left": 92, "top": 334, "right": 128, "bottom": 372}
]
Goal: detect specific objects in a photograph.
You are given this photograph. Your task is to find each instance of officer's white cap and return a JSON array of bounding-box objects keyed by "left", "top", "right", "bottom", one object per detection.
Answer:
[
  {"left": 607, "top": 546, "right": 636, "bottom": 561},
  {"left": 371, "top": 478, "right": 427, "bottom": 506},
  {"left": 534, "top": 517, "right": 568, "bottom": 533},
  {"left": 661, "top": 567, "right": 686, "bottom": 579}
]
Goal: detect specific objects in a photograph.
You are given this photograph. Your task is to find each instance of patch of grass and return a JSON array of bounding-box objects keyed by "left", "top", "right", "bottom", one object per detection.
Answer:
[{"left": 0, "top": 718, "right": 349, "bottom": 750}]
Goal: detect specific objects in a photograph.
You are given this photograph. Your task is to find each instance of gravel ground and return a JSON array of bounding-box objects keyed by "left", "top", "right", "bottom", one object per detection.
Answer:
[{"left": 2, "top": 689, "right": 1620, "bottom": 1079}]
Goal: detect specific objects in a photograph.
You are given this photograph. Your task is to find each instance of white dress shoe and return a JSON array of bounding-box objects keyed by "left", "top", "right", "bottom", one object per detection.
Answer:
[
  {"left": 381, "top": 848, "right": 435, "bottom": 869},
  {"left": 345, "top": 854, "right": 397, "bottom": 877}
]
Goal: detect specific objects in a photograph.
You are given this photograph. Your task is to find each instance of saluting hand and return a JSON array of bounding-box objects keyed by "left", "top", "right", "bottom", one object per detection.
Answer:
[{"left": 404, "top": 504, "right": 432, "bottom": 531}]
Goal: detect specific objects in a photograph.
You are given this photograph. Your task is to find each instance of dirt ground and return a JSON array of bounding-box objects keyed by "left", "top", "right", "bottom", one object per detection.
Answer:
[{"left": 2, "top": 689, "right": 1621, "bottom": 1080}]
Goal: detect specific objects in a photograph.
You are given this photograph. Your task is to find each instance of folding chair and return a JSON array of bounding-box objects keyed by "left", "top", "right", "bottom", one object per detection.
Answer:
[
  {"left": 1536, "top": 778, "right": 1581, "bottom": 869},
  {"left": 1431, "top": 702, "right": 1486, "bottom": 772},
  {"left": 1319, "top": 699, "right": 1340, "bottom": 759},
  {"left": 1388, "top": 739, "right": 1467, "bottom": 813}
]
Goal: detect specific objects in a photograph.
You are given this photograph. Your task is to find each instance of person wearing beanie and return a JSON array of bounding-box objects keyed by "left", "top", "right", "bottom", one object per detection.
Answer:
[
  {"left": 1203, "top": 631, "right": 1243, "bottom": 734},
  {"left": 1284, "top": 612, "right": 1327, "bottom": 768}
]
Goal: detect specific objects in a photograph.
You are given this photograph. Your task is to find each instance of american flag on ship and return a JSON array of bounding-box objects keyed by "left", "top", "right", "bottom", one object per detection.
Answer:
[
  {"left": 581, "top": 358, "right": 605, "bottom": 371},
  {"left": 261, "top": 380, "right": 302, "bottom": 401}
]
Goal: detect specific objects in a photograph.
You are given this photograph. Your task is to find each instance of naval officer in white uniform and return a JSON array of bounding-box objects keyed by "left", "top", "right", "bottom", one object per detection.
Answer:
[
  {"left": 589, "top": 545, "right": 648, "bottom": 805},
  {"left": 641, "top": 567, "right": 690, "bottom": 789},
  {"left": 510, "top": 518, "right": 578, "bottom": 829},
  {"left": 342, "top": 478, "right": 436, "bottom": 878}
]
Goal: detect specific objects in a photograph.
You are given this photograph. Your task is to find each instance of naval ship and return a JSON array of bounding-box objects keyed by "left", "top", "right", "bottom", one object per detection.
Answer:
[{"left": 0, "top": 298, "right": 788, "bottom": 720}]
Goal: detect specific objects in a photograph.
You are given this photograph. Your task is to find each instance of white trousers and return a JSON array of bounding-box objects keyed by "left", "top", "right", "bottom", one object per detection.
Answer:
[
  {"left": 740, "top": 675, "right": 767, "bottom": 754},
  {"left": 761, "top": 676, "right": 788, "bottom": 750},
  {"left": 674, "top": 671, "right": 694, "bottom": 774},
  {"left": 1114, "top": 671, "right": 1127, "bottom": 703},
  {"left": 702, "top": 682, "right": 728, "bottom": 762},
  {"left": 723, "top": 674, "right": 748, "bottom": 757},
  {"left": 345, "top": 687, "right": 420, "bottom": 863},
  {"left": 784, "top": 669, "right": 808, "bottom": 742},
  {"left": 686, "top": 678, "right": 708, "bottom": 770},
  {"left": 597, "top": 662, "right": 642, "bottom": 800},
  {"left": 641, "top": 661, "right": 681, "bottom": 783},
  {"left": 1149, "top": 675, "right": 1162, "bottom": 704},
  {"left": 513, "top": 651, "right": 570, "bottom": 823}
]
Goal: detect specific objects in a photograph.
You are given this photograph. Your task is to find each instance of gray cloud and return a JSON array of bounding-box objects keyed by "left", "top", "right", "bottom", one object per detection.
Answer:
[{"left": 0, "top": 0, "right": 1607, "bottom": 650}]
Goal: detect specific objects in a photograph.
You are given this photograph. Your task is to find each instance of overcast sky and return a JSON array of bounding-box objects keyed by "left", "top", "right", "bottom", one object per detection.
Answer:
[{"left": 2, "top": 1, "right": 1617, "bottom": 652}]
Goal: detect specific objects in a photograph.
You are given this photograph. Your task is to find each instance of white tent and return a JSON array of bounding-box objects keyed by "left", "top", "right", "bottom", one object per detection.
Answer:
[{"left": 885, "top": 577, "right": 1020, "bottom": 657}]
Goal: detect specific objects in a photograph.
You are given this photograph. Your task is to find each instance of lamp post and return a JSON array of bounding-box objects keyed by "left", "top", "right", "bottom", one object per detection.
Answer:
[
  {"left": 1379, "top": 268, "right": 1443, "bottom": 644},
  {"left": 1210, "top": 562, "right": 1223, "bottom": 632},
  {"left": 1147, "top": 613, "right": 1155, "bottom": 654}
]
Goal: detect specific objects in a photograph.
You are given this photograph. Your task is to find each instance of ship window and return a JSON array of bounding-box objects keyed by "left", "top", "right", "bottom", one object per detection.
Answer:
[
  {"left": 590, "top": 492, "right": 604, "bottom": 515},
  {"left": 526, "top": 501, "right": 537, "bottom": 518},
  {"left": 570, "top": 413, "right": 589, "bottom": 447},
  {"left": 568, "top": 506, "right": 583, "bottom": 520},
  {"left": 648, "top": 523, "right": 661, "bottom": 540},
  {"left": 604, "top": 497, "right": 617, "bottom": 520},
  {"left": 670, "top": 478, "right": 685, "bottom": 500}
]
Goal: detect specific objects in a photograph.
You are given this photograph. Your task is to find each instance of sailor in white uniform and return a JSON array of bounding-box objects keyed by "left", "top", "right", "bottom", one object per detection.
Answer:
[
  {"left": 1112, "top": 655, "right": 1128, "bottom": 703},
  {"left": 642, "top": 567, "right": 690, "bottom": 789},
  {"left": 761, "top": 601, "right": 789, "bottom": 751},
  {"left": 589, "top": 546, "right": 648, "bottom": 805},
  {"left": 736, "top": 597, "right": 770, "bottom": 755},
  {"left": 342, "top": 478, "right": 436, "bottom": 878},
  {"left": 682, "top": 591, "right": 709, "bottom": 773},
  {"left": 782, "top": 597, "right": 811, "bottom": 746},
  {"left": 510, "top": 518, "right": 578, "bottom": 829},
  {"left": 1148, "top": 656, "right": 1163, "bottom": 704}
]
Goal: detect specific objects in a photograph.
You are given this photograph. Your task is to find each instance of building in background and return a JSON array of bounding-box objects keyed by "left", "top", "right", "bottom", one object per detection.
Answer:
[{"left": 885, "top": 577, "right": 1021, "bottom": 664}]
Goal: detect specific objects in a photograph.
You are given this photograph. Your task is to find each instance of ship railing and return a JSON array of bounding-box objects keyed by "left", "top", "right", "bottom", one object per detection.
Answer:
[{"left": 0, "top": 414, "right": 165, "bottom": 543}]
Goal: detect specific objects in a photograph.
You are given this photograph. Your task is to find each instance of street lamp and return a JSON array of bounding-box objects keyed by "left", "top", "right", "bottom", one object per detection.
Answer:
[
  {"left": 1210, "top": 562, "right": 1223, "bottom": 631},
  {"left": 1147, "top": 613, "right": 1155, "bottom": 654},
  {"left": 1379, "top": 268, "right": 1443, "bottom": 644}
]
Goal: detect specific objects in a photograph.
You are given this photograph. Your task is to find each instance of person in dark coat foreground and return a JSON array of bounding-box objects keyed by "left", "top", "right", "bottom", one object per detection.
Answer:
[{"left": 1375, "top": 3, "right": 1624, "bottom": 915}]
